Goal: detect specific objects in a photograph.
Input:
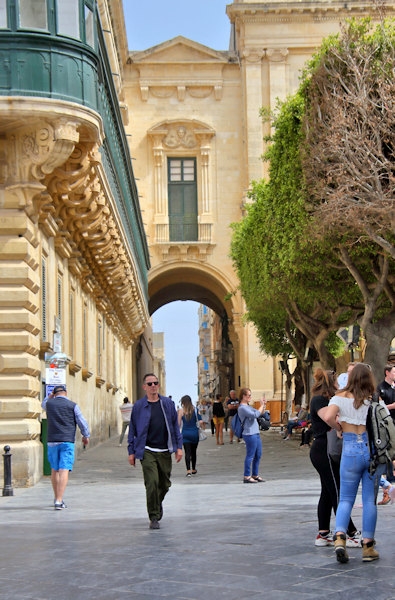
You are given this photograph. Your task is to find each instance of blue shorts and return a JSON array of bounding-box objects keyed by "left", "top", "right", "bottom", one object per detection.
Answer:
[{"left": 47, "top": 443, "right": 75, "bottom": 471}]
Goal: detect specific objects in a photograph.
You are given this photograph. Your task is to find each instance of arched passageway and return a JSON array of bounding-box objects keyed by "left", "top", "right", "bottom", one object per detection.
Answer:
[{"left": 148, "top": 263, "right": 239, "bottom": 396}]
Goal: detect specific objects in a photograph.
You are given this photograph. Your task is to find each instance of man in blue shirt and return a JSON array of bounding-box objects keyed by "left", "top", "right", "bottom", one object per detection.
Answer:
[
  {"left": 128, "top": 373, "right": 183, "bottom": 530},
  {"left": 42, "top": 384, "right": 90, "bottom": 510}
]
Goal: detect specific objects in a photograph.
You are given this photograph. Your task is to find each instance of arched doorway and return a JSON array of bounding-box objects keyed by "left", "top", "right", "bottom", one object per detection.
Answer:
[{"left": 148, "top": 262, "right": 239, "bottom": 395}]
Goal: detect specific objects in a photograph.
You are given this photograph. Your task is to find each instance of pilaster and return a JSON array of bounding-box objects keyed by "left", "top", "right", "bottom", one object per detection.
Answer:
[{"left": 240, "top": 48, "right": 265, "bottom": 183}]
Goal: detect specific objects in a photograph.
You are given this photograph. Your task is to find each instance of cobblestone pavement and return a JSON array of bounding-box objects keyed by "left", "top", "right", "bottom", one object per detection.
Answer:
[{"left": 1, "top": 428, "right": 395, "bottom": 599}]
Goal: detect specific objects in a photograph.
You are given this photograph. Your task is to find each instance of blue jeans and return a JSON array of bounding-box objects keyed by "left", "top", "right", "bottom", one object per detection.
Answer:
[
  {"left": 335, "top": 432, "right": 381, "bottom": 539},
  {"left": 243, "top": 433, "right": 262, "bottom": 477}
]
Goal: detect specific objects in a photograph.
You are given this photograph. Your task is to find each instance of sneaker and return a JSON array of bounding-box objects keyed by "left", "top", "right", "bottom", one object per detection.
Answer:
[
  {"left": 149, "top": 520, "right": 160, "bottom": 530},
  {"left": 346, "top": 530, "right": 361, "bottom": 548},
  {"left": 315, "top": 532, "right": 334, "bottom": 547},
  {"left": 54, "top": 501, "right": 67, "bottom": 511}
]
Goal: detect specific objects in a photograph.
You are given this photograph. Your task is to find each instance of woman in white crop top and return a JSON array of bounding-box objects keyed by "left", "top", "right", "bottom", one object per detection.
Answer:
[{"left": 323, "top": 362, "right": 382, "bottom": 564}]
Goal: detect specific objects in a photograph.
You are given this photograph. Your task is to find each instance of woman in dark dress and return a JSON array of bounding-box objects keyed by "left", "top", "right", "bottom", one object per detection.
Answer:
[{"left": 178, "top": 395, "right": 202, "bottom": 476}]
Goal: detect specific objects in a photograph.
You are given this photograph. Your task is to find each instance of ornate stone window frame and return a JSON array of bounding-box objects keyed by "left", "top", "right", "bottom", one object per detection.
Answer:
[{"left": 147, "top": 120, "right": 215, "bottom": 251}]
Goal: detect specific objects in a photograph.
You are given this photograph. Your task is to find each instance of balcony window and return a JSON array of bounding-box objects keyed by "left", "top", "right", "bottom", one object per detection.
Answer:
[
  {"left": 0, "top": 0, "right": 7, "bottom": 28},
  {"left": 57, "top": 0, "right": 79, "bottom": 39},
  {"left": 19, "top": 0, "right": 47, "bottom": 30},
  {"left": 84, "top": 4, "right": 94, "bottom": 47}
]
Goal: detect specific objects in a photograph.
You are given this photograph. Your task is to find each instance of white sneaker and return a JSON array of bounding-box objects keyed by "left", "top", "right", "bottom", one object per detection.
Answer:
[
  {"left": 346, "top": 531, "right": 361, "bottom": 548},
  {"left": 315, "top": 532, "right": 333, "bottom": 547}
]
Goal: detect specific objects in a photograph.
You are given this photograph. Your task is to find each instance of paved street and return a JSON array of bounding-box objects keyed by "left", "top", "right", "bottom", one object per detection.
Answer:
[{"left": 1, "top": 428, "right": 395, "bottom": 600}]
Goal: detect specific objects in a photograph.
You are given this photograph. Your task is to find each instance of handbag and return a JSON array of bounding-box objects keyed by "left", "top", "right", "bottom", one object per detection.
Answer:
[
  {"left": 198, "top": 428, "right": 207, "bottom": 441},
  {"left": 196, "top": 408, "right": 207, "bottom": 441},
  {"left": 327, "top": 428, "right": 343, "bottom": 463}
]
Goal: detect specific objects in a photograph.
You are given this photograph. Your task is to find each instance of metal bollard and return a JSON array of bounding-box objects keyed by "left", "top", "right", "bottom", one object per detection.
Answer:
[{"left": 2, "top": 445, "right": 14, "bottom": 496}]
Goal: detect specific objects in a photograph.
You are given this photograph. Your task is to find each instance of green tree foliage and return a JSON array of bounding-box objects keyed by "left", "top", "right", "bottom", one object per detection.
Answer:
[
  {"left": 230, "top": 94, "right": 361, "bottom": 373},
  {"left": 301, "top": 18, "right": 395, "bottom": 378}
]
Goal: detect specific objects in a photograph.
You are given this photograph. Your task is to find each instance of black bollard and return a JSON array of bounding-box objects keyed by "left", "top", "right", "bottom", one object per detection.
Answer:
[{"left": 2, "top": 445, "right": 14, "bottom": 496}]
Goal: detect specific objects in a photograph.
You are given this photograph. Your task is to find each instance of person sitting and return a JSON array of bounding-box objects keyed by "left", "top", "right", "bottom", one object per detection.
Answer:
[
  {"left": 299, "top": 422, "right": 314, "bottom": 447},
  {"left": 283, "top": 404, "right": 309, "bottom": 440}
]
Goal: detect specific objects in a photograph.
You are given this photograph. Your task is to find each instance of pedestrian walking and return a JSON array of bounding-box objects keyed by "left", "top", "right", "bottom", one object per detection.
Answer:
[
  {"left": 178, "top": 395, "right": 202, "bottom": 476},
  {"left": 119, "top": 396, "right": 133, "bottom": 446},
  {"left": 212, "top": 393, "right": 225, "bottom": 445},
  {"left": 42, "top": 384, "right": 90, "bottom": 510},
  {"left": 324, "top": 363, "right": 383, "bottom": 563},
  {"left": 227, "top": 389, "right": 240, "bottom": 443},
  {"left": 127, "top": 373, "right": 183, "bottom": 530},
  {"left": 309, "top": 368, "right": 360, "bottom": 548}
]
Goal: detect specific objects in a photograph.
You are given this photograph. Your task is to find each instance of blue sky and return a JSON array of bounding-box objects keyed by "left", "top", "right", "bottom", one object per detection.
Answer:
[
  {"left": 152, "top": 302, "right": 200, "bottom": 406},
  {"left": 122, "top": 2, "right": 232, "bottom": 404},
  {"left": 122, "top": 0, "right": 232, "bottom": 50}
]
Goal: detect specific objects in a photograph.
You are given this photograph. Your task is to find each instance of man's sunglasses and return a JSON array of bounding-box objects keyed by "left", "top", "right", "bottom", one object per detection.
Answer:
[{"left": 146, "top": 381, "right": 159, "bottom": 386}]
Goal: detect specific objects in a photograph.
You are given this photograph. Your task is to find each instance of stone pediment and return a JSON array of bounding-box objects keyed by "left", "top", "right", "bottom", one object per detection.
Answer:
[
  {"left": 128, "top": 37, "right": 227, "bottom": 102},
  {"left": 128, "top": 36, "right": 229, "bottom": 64}
]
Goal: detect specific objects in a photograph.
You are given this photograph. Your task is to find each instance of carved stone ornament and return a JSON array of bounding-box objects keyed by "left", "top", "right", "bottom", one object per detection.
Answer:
[
  {"left": 163, "top": 126, "right": 197, "bottom": 149},
  {"left": 241, "top": 48, "right": 265, "bottom": 63},
  {"left": 19, "top": 119, "right": 79, "bottom": 182},
  {"left": 266, "top": 48, "right": 289, "bottom": 62}
]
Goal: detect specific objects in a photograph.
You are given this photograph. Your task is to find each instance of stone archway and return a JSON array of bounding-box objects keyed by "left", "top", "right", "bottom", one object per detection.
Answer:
[{"left": 148, "top": 262, "right": 241, "bottom": 391}]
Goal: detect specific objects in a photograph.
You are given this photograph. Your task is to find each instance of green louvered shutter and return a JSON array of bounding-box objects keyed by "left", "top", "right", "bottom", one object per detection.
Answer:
[{"left": 168, "top": 158, "right": 198, "bottom": 241}]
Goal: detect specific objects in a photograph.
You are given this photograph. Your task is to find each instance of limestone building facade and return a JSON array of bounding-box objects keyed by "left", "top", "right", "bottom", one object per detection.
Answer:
[{"left": 0, "top": 0, "right": 150, "bottom": 486}]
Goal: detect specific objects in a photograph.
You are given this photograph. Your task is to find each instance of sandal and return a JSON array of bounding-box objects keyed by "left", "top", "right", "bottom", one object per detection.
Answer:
[
  {"left": 243, "top": 476, "right": 258, "bottom": 483},
  {"left": 252, "top": 476, "right": 265, "bottom": 482}
]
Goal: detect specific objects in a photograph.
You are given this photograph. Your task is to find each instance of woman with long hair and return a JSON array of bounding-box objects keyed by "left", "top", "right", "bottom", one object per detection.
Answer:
[
  {"left": 178, "top": 395, "right": 201, "bottom": 477},
  {"left": 309, "top": 368, "right": 359, "bottom": 548},
  {"left": 324, "top": 363, "right": 383, "bottom": 563},
  {"left": 238, "top": 388, "right": 268, "bottom": 483}
]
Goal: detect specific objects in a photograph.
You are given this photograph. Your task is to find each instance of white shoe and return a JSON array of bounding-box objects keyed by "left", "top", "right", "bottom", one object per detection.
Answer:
[
  {"left": 315, "top": 532, "right": 333, "bottom": 547},
  {"left": 346, "top": 531, "right": 361, "bottom": 548}
]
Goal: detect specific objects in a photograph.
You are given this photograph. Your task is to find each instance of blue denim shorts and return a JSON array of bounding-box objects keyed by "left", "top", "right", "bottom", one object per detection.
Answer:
[{"left": 47, "top": 443, "right": 75, "bottom": 471}]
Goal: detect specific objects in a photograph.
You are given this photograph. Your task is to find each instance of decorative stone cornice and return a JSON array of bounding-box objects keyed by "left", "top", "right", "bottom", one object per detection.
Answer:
[
  {"left": 139, "top": 80, "right": 223, "bottom": 102},
  {"left": 266, "top": 48, "right": 289, "bottom": 62},
  {"left": 5, "top": 128, "right": 147, "bottom": 343},
  {"left": 241, "top": 48, "right": 265, "bottom": 63},
  {"left": 155, "top": 242, "right": 214, "bottom": 263}
]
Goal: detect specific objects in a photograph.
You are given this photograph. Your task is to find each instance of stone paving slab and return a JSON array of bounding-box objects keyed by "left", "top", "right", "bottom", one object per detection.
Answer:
[{"left": 1, "top": 429, "right": 395, "bottom": 599}]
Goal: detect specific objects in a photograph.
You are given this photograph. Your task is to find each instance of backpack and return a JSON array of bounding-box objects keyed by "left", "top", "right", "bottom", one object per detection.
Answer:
[
  {"left": 231, "top": 412, "right": 245, "bottom": 439},
  {"left": 366, "top": 393, "right": 395, "bottom": 477}
]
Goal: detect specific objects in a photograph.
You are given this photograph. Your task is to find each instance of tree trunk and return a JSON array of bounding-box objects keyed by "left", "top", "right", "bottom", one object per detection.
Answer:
[{"left": 362, "top": 315, "right": 395, "bottom": 384}]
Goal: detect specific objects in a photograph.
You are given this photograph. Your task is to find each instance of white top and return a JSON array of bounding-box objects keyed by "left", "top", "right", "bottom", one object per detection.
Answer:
[
  {"left": 119, "top": 402, "right": 133, "bottom": 422},
  {"left": 328, "top": 395, "right": 370, "bottom": 426}
]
